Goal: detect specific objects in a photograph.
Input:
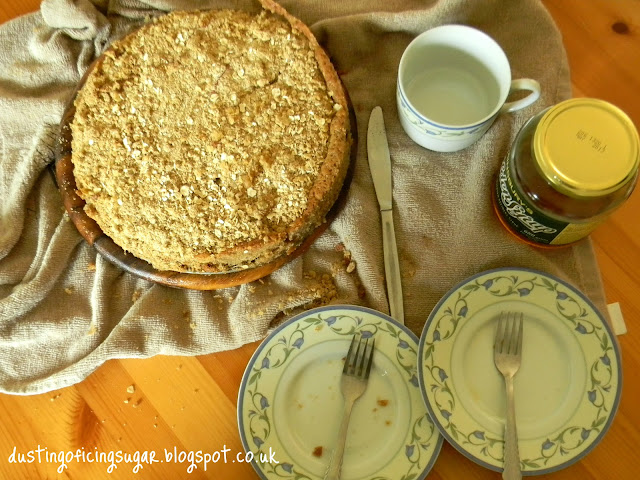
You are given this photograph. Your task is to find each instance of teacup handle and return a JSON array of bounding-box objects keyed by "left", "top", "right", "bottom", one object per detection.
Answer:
[{"left": 500, "top": 78, "right": 541, "bottom": 113}]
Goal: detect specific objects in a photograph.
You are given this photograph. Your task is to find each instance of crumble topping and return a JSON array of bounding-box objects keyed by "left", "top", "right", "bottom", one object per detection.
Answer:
[{"left": 71, "top": 8, "right": 346, "bottom": 271}]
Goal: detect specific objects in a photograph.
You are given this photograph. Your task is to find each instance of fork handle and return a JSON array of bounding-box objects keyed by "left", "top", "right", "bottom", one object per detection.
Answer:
[
  {"left": 324, "top": 398, "right": 355, "bottom": 480},
  {"left": 503, "top": 376, "right": 522, "bottom": 480}
]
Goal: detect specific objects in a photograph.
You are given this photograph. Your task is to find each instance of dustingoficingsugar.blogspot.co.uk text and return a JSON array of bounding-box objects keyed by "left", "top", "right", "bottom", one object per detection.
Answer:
[{"left": 7, "top": 445, "right": 279, "bottom": 474}]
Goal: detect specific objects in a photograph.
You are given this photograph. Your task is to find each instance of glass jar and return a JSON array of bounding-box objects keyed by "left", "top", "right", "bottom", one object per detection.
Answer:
[{"left": 493, "top": 98, "right": 639, "bottom": 246}]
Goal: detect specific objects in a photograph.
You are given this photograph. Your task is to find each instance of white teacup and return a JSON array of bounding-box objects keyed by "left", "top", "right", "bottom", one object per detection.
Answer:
[{"left": 397, "top": 24, "right": 541, "bottom": 152}]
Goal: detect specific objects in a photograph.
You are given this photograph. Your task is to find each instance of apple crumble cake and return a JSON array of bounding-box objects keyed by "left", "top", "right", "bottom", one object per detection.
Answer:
[{"left": 70, "top": 0, "right": 351, "bottom": 273}]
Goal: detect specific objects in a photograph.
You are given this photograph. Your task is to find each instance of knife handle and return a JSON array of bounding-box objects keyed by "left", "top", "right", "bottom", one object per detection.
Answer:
[{"left": 381, "top": 209, "right": 404, "bottom": 324}]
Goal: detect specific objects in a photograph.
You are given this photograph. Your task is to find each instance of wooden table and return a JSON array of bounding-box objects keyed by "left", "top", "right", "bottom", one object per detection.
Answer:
[{"left": 1, "top": 1, "right": 638, "bottom": 478}]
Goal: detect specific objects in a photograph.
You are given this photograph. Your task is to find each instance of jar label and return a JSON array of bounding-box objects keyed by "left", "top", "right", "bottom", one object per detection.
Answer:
[{"left": 494, "top": 160, "right": 601, "bottom": 245}]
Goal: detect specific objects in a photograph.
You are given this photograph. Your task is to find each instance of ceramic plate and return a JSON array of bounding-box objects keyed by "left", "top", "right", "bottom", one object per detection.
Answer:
[
  {"left": 418, "top": 267, "right": 622, "bottom": 475},
  {"left": 238, "top": 305, "right": 443, "bottom": 480}
]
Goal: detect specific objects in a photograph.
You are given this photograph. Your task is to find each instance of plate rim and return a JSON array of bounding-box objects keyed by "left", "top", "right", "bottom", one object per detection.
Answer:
[
  {"left": 237, "top": 304, "right": 444, "bottom": 480},
  {"left": 417, "top": 266, "right": 623, "bottom": 476}
]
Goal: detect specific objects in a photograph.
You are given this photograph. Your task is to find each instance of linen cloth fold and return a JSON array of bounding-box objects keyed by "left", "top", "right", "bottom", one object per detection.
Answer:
[{"left": 0, "top": 0, "right": 608, "bottom": 394}]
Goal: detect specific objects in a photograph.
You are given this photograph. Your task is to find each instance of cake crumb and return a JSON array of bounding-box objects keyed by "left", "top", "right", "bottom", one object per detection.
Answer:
[{"left": 346, "top": 260, "right": 356, "bottom": 273}]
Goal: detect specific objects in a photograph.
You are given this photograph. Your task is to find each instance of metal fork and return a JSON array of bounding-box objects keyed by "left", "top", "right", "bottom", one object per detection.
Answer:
[
  {"left": 494, "top": 312, "right": 524, "bottom": 480},
  {"left": 324, "top": 333, "right": 375, "bottom": 480}
]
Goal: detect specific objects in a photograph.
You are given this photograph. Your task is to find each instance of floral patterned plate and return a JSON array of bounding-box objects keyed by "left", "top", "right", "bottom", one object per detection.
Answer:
[
  {"left": 238, "top": 305, "right": 443, "bottom": 480},
  {"left": 418, "top": 267, "right": 622, "bottom": 475}
]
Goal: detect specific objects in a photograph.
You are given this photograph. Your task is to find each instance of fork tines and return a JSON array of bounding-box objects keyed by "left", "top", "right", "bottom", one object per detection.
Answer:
[
  {"left": 344, "top": 333, "right": 375, "bottom": 378},
  {"left": 495, "top": 312, "right": 524, "bottom": 355}
]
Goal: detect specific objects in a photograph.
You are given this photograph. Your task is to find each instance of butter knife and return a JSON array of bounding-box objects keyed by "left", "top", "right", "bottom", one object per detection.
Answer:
[{"left": 367, "top": 106, "right": 404, "bottom": 324}]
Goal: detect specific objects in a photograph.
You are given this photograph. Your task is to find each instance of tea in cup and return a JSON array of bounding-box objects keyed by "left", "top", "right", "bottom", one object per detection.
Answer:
[{"left": 397, "top": 24, "right": 541, "bottom": 152}]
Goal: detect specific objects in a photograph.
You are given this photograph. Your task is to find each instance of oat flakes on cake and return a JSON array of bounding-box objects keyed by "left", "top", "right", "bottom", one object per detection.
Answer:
[{"left": 70, "top": 0, "right": 350, "bottom": 272}]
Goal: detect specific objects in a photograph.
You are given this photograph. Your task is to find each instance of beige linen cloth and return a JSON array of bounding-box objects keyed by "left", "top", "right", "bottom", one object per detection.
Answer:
[{"left": 0, "top": 0, "right": 609, "bottom": 394}]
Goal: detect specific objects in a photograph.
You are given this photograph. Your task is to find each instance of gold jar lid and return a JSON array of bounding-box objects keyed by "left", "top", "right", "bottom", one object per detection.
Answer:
[{"left": 533, "top": 98, "right": 639, "bottom": 197}]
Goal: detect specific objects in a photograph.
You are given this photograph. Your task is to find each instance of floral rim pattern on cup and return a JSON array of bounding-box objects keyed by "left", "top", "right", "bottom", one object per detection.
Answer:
[{"left": 397, "top": 85, "right": 491, "bottom": 137}]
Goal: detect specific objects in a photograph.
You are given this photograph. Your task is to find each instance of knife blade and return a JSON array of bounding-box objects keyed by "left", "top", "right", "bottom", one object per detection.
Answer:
[{"left": 367, "top": 106, "right": 404, "bottom": 324}]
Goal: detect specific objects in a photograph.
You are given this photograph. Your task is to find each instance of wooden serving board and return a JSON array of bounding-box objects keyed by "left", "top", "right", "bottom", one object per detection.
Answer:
[{"left": 55, "top": 55, "right": 357, "bottom": 291}]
